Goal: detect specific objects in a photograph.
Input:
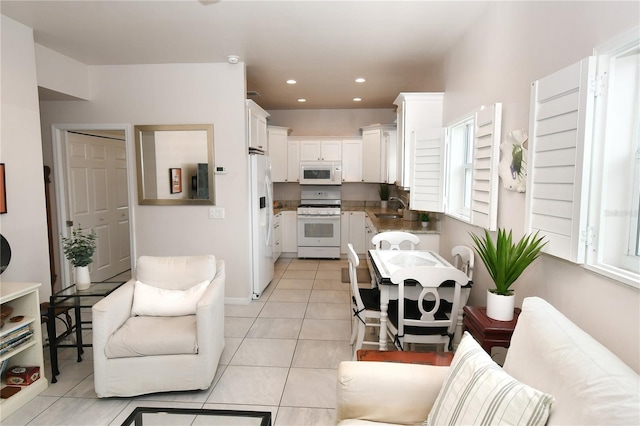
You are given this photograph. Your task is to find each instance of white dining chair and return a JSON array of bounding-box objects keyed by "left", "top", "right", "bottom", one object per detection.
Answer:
[
  {"left": 451, "top": 245, "right": 474, "bottom": 280},
  {"left": 371, "top": 231, "right": 420, "bottom": 251},
  {"left": 347, "top": 243, "right": 384, "bottom": 360},
  {"left": 387, "top": 266, "right": 470, "bottom": 352}
]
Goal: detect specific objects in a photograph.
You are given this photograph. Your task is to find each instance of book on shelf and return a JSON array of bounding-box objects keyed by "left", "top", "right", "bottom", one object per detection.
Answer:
[
  {"left": 0, "top": 332, "right": 34, "bottom": 356},
  {"left": 1, "top": 324, "right": 32, "bottom": 344}
]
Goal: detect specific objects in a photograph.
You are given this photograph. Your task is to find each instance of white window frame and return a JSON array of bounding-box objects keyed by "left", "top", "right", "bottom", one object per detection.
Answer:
[
  {"left": 443, "top": 104, "right": 501, "bottom": 230},
  {"left": 527, "top": 27, "right": 640, "bottom": 289}
]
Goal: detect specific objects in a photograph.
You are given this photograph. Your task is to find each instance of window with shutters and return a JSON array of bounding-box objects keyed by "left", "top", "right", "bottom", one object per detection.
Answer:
[
  {"left": 443, "top": 104, "right": 501, "bottom": 230},
  {"left": 527, "top": 27, "right": 639, "bottom": 288}
]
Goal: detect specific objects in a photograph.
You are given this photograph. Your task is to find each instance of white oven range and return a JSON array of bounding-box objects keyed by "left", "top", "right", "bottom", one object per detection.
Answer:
[{"left": 297, "top": 188, "right": 341, "bottom": 259}]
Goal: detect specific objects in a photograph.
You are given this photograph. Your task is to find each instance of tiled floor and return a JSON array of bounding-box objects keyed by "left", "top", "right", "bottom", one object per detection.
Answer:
[{"left": 4, "top": 257, "right": 373, "bottom": 426}]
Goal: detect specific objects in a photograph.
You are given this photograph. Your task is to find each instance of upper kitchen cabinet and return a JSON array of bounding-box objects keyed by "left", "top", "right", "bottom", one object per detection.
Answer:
[
  {"left": 394, "top": 93, "right": 444, "bottom": 190},
  {"left": 361, "top": 124, "right": 397, "bottom": 183},
  {"left": 268, "top": 126, "right": 291, "bottom": 182},
  {"left": 300, "top": 140, "right": 342, "bottom": 161},
  {"left": 246, "top": 100, "right": 269, "bottom": 152},
  {"left": 341, "top": 138, "right": 362, "bottom": 182},
  {"left": 287, "top": 140, "right": 300, "bottom": 182}
]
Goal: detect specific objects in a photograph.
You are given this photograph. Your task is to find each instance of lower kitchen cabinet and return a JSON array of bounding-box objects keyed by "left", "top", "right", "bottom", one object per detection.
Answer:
[
  {"left": 281, "top": 211, "right": 298, "bottom": 253},
  {"left": 341, "top": 211, "right": 366, "bottom": 254}
]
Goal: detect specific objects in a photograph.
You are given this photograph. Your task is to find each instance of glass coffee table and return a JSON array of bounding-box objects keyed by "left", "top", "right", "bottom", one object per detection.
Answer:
[{"left": 121, "top": 407, "right": 272, "bottom": 426}]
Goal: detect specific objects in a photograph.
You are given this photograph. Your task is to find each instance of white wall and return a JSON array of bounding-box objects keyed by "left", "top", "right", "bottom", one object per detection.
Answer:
[
  {"left": 268, "top": 108, "right": 396, "bottom": 137},
  {"left": 35, "top": 43, "right": 90, "bottom": 101},
  {"left": 38, "top": 62, "right": 252, "bottom": 300},
  {"left": 438, "top": 1, "right": 640, "bottom": 371},
  {"left": 0, "top": 16, "right": 52, "bottom": 300}
]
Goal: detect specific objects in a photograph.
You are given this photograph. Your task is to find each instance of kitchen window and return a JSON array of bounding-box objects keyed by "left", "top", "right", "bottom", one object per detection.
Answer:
[{"left": 447, "top": 116, "right": 474, "bottom": 221}]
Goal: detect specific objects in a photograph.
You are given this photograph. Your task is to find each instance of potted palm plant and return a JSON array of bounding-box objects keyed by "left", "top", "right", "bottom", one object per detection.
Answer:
[
  {"left": 470, "top": 228, "right": 546, "bottom": 321},
  {"left": 61, "top": 226, "right": 97, "bottom": 290},
  {"left": 378, "top": 183, "right": 390, "bottom": 209},
  {"left": 419, "top": 211, "right": 430, "bottom": 228}
]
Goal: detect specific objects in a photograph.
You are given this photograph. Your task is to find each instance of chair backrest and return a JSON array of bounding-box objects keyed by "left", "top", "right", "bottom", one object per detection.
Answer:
[
  {"left": 390, "top": 266, "right": 469, "bottom": 338},
  {"left": 371, "top": 231, "right": 420, "bottom": 251},
  {"left": 451, "top": 245, "right": 474, "bottom": 280},
  {"left": 135, "top": 255, "right": 217, "bottom": 290},
  {"left": 347, "top": 243, "right": 364, "bottom": 312}
]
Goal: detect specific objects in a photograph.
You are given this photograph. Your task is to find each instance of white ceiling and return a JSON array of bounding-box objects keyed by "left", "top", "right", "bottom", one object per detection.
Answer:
[{"left": 1, "top": 0, "right": 489, "bottom": 109}]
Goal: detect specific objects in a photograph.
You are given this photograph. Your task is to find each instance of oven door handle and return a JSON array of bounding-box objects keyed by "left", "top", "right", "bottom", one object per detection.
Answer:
[{"left": 298, "top": 214, "right": 341, "bottom": 219}]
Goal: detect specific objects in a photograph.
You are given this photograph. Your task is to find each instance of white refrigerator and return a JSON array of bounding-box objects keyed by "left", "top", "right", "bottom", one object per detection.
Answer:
[{"left": 249, "top": 153, "right": 275, "bottom": 299}]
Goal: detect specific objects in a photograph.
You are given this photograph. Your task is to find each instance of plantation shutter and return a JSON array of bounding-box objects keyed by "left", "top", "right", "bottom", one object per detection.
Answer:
[
  {"left": 471, "top": 103, "right": 502, "bottom": 231},
  {"left": 410, "top": 128, "right": 445, "bottom": 212},
  {"left": 526, "top": 57, "right": 596, "bottom": 263}
]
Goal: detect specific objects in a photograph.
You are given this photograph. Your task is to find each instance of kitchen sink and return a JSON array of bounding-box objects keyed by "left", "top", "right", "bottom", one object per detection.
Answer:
[{"left": 375, "top": 213, "right": 403, "bottom": 220}]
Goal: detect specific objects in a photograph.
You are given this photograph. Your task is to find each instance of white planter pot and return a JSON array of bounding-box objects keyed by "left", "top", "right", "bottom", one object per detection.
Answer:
[
  {"left": 75, "top": 266, "right": 91, "bottom": 291},
  {"left": 381, "top": 200, "right": 388, "bottom": 209},
  {"left": 486, "top": 289, "right": 515, "bottom": 321},
  {"left": 421, "top": 221, "right": 429, "bottom": 228}
]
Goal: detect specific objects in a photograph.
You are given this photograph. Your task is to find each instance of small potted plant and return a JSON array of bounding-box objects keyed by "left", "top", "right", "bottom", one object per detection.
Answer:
[
  {"left": 470, "top": 229, "right": 546, "bottom": 321},
  {"left": 61, "top": 226, "right": 97, "bottom": 290},
  {"left": 378, "top": 183, "right": 390, "bottom": 209},
  {"left": 419, "top": 212, "right": 430, "bottom": 228}
]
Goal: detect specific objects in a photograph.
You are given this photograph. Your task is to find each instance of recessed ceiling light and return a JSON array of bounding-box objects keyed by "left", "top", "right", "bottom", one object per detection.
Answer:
[
  {"left": 286, "top": 79, "right": 297, "bottom": 85},
  {"left": 355, "top": 77, "right": 366, "bottom": 83},
  {"left": 297, "top": 98, "right": 306, "bottom": 103},
  {"left": 353, "top": 97, "right": 362, "bottom": 102}
]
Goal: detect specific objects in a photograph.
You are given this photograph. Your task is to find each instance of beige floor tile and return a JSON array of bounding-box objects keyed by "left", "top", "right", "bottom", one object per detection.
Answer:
[
  {"left": 275, "top": 407, "right": 336, "bottom": 426},
  {"left": 280, "top": 368, "right": 337, "bottom": 408},
  {"left": 259, "top": 301, "right": 308, "bottom": 318},
  {"left": 315, "top": 269, "right": 341, "bottom": 280},
  {"left": 230, "top": 338, "right": 297, "bottom": 367},
  {"left": 268, "top": 289, "right": 311, "bottom": 303},
  {"left": 312, "top": 278, "right": 348, "bottom": 291},
  {"left": 247, "top": 318, "right": 303, "bottom": 339},
  {"left": 299, "top": 319, "right": 351, "bottom": 341},
  {"left": 291, "top": 340, "right": 352, "bottom": 369},
  {"left": 309, "top": 289, "right": 350, "bottom": 304},
  {"left": 276, "top": 278, "right": 314, "bottom": 290},
  {"left": 305, "top": 302, "right": 351, "bottom": 320},
  {"left": 27, "top": 397, "right": 130, "bottom": 426},
  {"left": 282, "top": 269, "right": 317, "bottom": 280},
  {"left": 286, "top": 260, "right": 320, "bottom": 270},
  {"left": 316, "top": 260, "right": 346, "bottom": 270},
  {"left": 225, "top": 302, "right": 265, "bottom": 317},
  {"left": 207, "top": 365, "right": 289, "bottom": 406},
  {"left": 224, "top": 317, "right": 256, "bottom": 338}
]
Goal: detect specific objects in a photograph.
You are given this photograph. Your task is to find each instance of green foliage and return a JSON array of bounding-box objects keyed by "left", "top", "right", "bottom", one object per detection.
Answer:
[
  {"left": 61, "top": 227, "right": 97, "bottom": 267},
  {"left": 378, "top": 183, "right": 390, "bottom": 201},
  {"left": 420, "top": 211, "right": 430, "bottom": 222},
  {"left": 469, "top": 229, "right": 546, "bottom": 296}
]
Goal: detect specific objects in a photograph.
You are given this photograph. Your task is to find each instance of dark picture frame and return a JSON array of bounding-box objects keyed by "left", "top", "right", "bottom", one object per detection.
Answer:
[
  {"left": 170, "top": 168, "right": 182, "bottom": 194},
  {"left": 0, "top": 163, "right": 6, "bottom": 214}
]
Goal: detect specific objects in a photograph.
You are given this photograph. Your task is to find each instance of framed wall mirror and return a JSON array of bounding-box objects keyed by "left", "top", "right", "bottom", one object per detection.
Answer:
[{"left": 134, "top": 124, "right": 215, "bottom": 205}]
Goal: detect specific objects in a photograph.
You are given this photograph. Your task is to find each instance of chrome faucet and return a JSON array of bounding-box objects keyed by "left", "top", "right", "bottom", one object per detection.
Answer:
[{"left": 389, "top": 196, "right": 408, "bottom": 210}]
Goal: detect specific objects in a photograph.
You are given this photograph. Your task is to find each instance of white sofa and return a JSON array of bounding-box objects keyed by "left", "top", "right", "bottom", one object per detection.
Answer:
[
  {"left": 92, "top": 255, "right": 225, "bottom": 397},
  {"left": 337, "top": 297, "right": 640, "bottom": 425}
]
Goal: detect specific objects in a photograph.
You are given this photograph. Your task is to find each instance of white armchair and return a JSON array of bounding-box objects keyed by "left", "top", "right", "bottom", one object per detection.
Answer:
[{"left": 92, "top": 255, "right": 225, "bottom": 398}]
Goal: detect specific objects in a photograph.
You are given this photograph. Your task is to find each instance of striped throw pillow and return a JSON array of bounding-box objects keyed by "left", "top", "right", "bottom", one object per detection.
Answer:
[{"left": 426, "top": 332, "right": 554, "bottom": 426}]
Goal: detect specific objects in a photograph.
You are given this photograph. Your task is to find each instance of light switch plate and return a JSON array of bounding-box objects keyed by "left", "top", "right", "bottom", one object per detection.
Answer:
[{"left": 209, "top": 207, "right": 224, "bottom": 219}]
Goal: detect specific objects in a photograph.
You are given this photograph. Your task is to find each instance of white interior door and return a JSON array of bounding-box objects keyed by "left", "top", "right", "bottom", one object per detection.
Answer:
[{"left": 65, "top": 131, "right": 131, "bottom": 282}]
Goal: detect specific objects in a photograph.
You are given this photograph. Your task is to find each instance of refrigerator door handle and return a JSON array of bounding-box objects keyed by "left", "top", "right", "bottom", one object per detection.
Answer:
[{"left": 265, "top": 174, "right": 273, "bottom": 247}]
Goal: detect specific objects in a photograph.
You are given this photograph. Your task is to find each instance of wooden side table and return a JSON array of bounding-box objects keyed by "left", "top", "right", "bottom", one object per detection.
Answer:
[
  {"left": 462, "top": 306, "right": 521, "bottom": 354},
  {"left": 357, "top": 349, "right": 454, "bottom": 366}
]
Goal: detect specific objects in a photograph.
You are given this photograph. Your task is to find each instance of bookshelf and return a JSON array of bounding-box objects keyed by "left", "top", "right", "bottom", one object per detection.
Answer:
[{"left": 0, "top": 283, "right": 48, "bottom": 420}]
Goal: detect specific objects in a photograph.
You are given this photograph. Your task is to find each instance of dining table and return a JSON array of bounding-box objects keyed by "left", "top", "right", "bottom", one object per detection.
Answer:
[{"left": 367, "top": 249, "right": 472, "bottom": 350}]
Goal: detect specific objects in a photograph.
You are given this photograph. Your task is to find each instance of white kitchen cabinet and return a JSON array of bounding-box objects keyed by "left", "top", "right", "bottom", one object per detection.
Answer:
[
  {"left": 286, "top": 140, "right": 300, "bottom": 182},
  {"left": 300, "top": 140, "right": 342, "bottom": 161},
  {"left": 0, "top": 283, "right": 48, "bottom": 420},
  {"left": 394, "top": 93, "right": 443, "bottom": 190},
  {"left": 361, "top": 124, "right": 397, "bottom": 183},
  {"left": 268, "top": 126, "right": 290, "bottom": 182},
  {"left": 341, "top": 138, "right": 362, "bottom": 182},
  {"left": 341, "top": 211, "right": 366, "bottom": 254},
  {"left": 272, "top": 212, "right": 282, "bottom": 261},
  {"left": 281, "top": 211, "right": 298, "bottom": 253},
  {"left": 246, "top": 100, "right": 270, "bottom": 152}
]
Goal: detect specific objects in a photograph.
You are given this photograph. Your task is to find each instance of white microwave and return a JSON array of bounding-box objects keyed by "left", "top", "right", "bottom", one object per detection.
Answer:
[{"left": 299, "top": 161, "right": 342, "bottom": 185}]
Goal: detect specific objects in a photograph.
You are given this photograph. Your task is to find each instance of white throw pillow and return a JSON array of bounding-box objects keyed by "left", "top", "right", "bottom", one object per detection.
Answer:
[
  {"left": 131, "top": 279, "right": 209, "bottom": 316},
  {"left": 426, "top": 332, "right": 554, "bottom": 426}
]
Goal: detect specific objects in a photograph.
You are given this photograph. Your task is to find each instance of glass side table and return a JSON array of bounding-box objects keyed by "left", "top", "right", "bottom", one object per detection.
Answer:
[
  {"left": 46, "top": 281, "right": 125, "bottom": 383},
  {"left": 121, "top": 407, "right": 272, "bottom": 426}
]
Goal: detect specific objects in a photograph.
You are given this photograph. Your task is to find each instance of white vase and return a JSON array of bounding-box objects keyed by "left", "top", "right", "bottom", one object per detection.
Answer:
[
  {"left": 381, "top": 200, "right": 388, "bottom": 209},
  {"left": 421, "top": 221, "right": 429, "bottom": 228},
  {"left": 75, "top": 265, "right": 91, "bottom": 291},
  {"left": 486, "top": 289, "right": 515, "bottom": 321}
]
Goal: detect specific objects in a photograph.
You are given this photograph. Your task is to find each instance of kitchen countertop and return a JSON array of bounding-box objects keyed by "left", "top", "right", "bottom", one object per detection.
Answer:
[{"left": 364, "top": 207, "right": 439, "bottom": 234}]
